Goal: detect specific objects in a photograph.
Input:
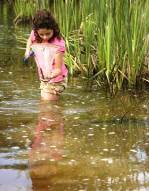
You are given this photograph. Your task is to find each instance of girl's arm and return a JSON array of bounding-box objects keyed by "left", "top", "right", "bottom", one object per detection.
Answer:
[
  {"left": 24, "top": 36, "right": 32, "bottom": 58},
  {"left": 48, "top": 52, "right": 63, "bottom": 79}
]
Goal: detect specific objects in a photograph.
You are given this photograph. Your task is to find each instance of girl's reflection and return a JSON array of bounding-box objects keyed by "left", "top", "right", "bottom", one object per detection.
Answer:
[{"left": 29, "top": 101, "right": 64, "bottom": 190}]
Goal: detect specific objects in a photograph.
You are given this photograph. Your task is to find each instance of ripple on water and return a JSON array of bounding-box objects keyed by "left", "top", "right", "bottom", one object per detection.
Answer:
[
  {"left": 0, "top": 99, "right": 38, "bottom": 113},
  {"left": 0, "top": 169, "right": 32, "bottom": 190}
]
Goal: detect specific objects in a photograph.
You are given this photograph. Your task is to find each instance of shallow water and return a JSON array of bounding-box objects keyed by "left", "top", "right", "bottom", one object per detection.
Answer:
[{"left": 0, "top": 3, "right": 149, "bottom": 191}]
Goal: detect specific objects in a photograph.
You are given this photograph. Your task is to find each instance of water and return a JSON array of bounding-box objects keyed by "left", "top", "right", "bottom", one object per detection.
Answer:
[{"left": 0, "top": 2, "right": 149, "bottom": 191}]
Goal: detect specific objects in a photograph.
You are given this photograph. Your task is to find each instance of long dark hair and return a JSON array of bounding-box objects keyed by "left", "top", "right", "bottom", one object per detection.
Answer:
[{"left": 32, "top": 9, "right": 61, "bottom": 43}]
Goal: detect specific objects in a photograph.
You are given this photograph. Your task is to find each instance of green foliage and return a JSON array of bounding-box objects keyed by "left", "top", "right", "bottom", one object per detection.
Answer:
[{"left": 14, "top": 0, "right": 50, "bottom": 24}]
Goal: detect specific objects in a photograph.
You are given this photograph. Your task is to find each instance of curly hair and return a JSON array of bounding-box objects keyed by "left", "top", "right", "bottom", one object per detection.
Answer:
[{"left": 32, "top": 9, "right": 61, "bottom": 43}]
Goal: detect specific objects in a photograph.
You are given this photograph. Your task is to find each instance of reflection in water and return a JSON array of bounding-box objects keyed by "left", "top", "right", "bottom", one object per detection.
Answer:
[
  {"left": 27, "top": 100, "right": 149, "bottom": 191},
  {"left": 29, "top": 102, "right": 64, "bottom": 190}
]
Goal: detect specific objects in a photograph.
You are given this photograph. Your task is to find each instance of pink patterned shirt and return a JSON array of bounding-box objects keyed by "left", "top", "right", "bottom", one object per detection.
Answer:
[{"left": 30, "top": 30, "right": 68, "bottom": 83}]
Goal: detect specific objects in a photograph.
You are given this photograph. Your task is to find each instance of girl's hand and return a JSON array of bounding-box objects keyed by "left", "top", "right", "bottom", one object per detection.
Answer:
[
  {"left": 24, "top": 49, "right": 31, "bottom": 58},
  {"left": 23, "top": 50, "right": 34, "bottom": 64},
  {"left": 40, "top": 78, "right": 49, "bottom": 82},
  {"left": 40, "top": 75, "right": 53, "bottom": 82},
  {"left": 25, "top": 50, "right": 34, "bottom": 58},
  {"left": 23, "top": 52, "right": 30, "bottom": 64}
]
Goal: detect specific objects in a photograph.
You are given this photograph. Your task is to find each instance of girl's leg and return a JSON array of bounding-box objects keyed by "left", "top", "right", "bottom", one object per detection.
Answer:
[
  {"left": 40, "top": 81, "right": 66, "bottom": 101},
  {"left": 41, "top": 91, "right": 60, "bottom": 101}
]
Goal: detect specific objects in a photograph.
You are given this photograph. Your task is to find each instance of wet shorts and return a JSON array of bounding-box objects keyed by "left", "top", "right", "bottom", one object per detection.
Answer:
[{"left": 40, "top": 79, "right": 67, "bottom": 95}]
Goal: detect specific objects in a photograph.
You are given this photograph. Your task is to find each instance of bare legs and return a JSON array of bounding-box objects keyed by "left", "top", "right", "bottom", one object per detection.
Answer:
[
  {"left": 40, "top": 81, "right": 66, "bottom": 101},
  {"left": 41, "top": 91, "right": 60, "bottom": 101}
]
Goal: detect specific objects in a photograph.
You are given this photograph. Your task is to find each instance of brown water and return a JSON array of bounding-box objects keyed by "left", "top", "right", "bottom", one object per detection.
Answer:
[{"left": 0, "top": 2, "right": 149, "bottom": 191}]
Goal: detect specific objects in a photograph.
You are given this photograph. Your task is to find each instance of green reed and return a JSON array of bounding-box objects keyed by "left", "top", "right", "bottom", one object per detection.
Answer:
[
  {"left": 80, "top": 0, "right": 148, "bottom": 92},
  {"left": 52, "top": 0, "right": 83, "bottom": 75},
  {"left": 14, "top": 0, "right": 50, "bottom": 24}
]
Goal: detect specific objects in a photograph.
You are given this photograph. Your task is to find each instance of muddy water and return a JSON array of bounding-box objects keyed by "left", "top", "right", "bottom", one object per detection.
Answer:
[{"left": 0, "top": 3, "right": 149, "bottom": 191}]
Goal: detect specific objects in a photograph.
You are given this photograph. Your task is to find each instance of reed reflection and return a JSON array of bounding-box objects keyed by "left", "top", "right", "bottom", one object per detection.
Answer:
[{"left": 29, "top": 101, "right": 64, "bottom": 190}]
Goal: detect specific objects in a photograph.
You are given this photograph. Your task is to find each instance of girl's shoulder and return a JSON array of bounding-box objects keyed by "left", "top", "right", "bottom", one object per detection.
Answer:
[
  {"left": 51, "top": 37, "right": 65, "bottom": 53},
  {"left": 51, "top": 37, "right": 65, "bottom": 47}
]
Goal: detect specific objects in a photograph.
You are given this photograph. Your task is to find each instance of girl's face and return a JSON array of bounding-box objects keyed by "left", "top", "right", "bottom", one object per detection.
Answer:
[{"left": 37, "top": 28, "right": 54, "bottom": 42}]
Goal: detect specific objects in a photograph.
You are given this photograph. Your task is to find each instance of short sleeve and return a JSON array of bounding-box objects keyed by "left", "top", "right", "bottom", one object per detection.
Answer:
[
  {"left": 59, "top": 39, "right": 65, "bottom": 52},
  {"left": 29, "top": 30, "right": 36, "bottom": 42},
  {"left": 57, "top": 45, "right": 65, "bottom": 53},
  {"left": 52, "top": 38, "right": 65, "bottom": 53}
]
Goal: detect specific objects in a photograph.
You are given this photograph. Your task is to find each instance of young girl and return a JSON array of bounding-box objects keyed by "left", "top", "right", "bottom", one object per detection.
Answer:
[{"left": 25, "top": 9, "right": 68, "bottom": 101}]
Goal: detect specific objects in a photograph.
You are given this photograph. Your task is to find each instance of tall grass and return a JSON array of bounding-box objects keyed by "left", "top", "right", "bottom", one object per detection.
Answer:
[
  {"left": 14, "top": 0, "right": 149, "bottom": 93},
  {"left": 14, "top": 0, "right": 50, "bottom": 24},
  {"left": 53, "top": 0, "right": 83, "bottom": 75}
]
